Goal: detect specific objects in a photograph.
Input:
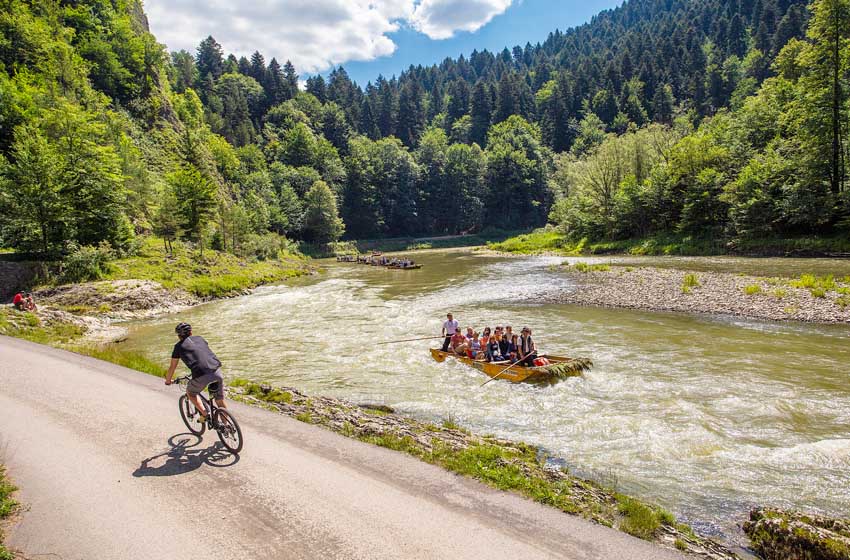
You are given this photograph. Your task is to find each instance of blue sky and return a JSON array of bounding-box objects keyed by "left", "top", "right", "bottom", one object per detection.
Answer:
[
  {"left": 343, "top": 0, "right": 622, "bottom": 85},
  {"left": 145, "top": 0, "right": 624, "bottom": 87}
]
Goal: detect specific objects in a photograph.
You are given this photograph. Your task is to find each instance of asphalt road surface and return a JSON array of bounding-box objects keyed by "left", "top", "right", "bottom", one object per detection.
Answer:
[{"left": 0, "top": 336, "right": 687, "bottom": 559}]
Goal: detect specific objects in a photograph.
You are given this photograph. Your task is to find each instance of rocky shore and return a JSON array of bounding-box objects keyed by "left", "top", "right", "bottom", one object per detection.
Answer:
[
  {"left": 228, "top": 379, "right": 737, "bottom": 559},
  {"left": 543, "top": 264, "right": 850, "bottom": 324}
]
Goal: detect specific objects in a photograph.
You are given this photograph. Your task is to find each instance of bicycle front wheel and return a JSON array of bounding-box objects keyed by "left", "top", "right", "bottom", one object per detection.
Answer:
[
  {"left": 214, "top": 409, "right": 243, "bottom": 454},
  {"left": 179, "top": 394, "right": 206, "bottom": 435}
]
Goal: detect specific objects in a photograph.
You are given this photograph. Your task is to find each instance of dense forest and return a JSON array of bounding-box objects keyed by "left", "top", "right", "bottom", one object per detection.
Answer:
[{"left": 0, "top": 0, "right": 848, "bottom": 260}]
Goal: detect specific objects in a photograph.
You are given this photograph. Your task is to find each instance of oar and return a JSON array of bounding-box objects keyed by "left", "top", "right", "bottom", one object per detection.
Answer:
[{"left": 377, "top": 335, "right": 446, "bottom": 345}]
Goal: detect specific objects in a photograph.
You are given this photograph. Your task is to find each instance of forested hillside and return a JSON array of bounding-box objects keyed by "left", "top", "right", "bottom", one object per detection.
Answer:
[{"left": 0, "top": 0, "right": 848, "bottom": 259}]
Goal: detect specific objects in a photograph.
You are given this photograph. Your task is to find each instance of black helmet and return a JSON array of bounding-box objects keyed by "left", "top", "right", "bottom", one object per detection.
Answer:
[{"left": 175, "top": 322, "right": 192, "bottom": 337}]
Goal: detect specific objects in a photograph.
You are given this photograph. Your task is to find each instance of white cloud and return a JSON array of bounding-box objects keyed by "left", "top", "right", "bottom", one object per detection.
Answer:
[
  {"left": 144, "top": 0, "right": 513, "bottom": 75},
  {"left": 411, "top": 0, "right": 513, "bottom": 40}
]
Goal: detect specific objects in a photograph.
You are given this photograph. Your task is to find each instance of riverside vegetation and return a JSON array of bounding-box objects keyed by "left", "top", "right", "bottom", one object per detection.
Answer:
[{"left": 0, "top": 465, "right": 18, "bottom": 560}]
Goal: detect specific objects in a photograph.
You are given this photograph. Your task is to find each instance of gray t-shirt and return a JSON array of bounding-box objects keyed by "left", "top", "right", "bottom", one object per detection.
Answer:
[{"left": 172, "top": 336, "right": 222, "bottom": 379}]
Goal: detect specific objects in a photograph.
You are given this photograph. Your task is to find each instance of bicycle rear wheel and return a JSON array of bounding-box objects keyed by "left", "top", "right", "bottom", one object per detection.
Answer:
[
  {"left": 214, "top": 409, "right": 243, "bottom": 454},
  {"left": 179, "top": 394, "right": 206, "bottom": 435}
]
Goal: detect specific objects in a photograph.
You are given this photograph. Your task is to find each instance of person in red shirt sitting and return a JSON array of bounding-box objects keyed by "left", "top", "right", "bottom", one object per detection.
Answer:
[{"left": 12, "top": 292, "right": 24, "bottom": 311}]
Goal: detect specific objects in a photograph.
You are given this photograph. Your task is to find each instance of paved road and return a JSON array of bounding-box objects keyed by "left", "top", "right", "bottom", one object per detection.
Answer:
[{"left": 0, "top": 336, "right": 686, "bottom": 559}]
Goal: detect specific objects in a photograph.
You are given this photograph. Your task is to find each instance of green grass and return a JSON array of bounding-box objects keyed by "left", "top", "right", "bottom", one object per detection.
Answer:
[
  {"left": 102, "top": 237, "right": 310, "bottom": 298},
  {"left": 571, "top": 262, "right": 611, "bottom": 273},
  {"left": 71, "top": 346, "right": 169, "bottom": 377},
  {"left": 491, "top": 230, "right": 850, "bottom": 257},
  {"left": 744, "top": 284, "right": 763, "bottom": 295},
  {"left": 0, "top": 465, "right": 18, "bottom": 560},
  {"left": 772, "top": 288, "right": 787, "bottom": 299},
  {"left": 790, "top": 274, "right": 837, "bottom": 292},
  {"left": 616, "top": 495, "right": 664, "bottom": 539},
  {"left": 0, "top": 309, "right": 84, "bottom": 344},
  {"left": 680, "top": 273, "right": 700, "bottom": 296}
]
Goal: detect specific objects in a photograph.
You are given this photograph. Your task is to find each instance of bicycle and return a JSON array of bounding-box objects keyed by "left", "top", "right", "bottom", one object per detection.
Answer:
[{"left": 173, "top": 375, "right": 244, "bottom": 454}]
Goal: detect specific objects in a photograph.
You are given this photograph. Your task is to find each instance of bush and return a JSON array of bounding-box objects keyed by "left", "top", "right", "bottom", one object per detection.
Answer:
[
  {"left": 744, "top": 284, "right": 762, "bottom": 295},
  {"left": 60, "top": 242, "right": 115, "bottom": 283},
  {"left": 241, "top": 233, "right": 293, "bottom": 261}
]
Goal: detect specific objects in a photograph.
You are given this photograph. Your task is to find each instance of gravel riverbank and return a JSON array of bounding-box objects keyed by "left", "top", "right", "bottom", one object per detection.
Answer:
[{"left": 542, "top": 265, "right": 850, "bottom": 324}]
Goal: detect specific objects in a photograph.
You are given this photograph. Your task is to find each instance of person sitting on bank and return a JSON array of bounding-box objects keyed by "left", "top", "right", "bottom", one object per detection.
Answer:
[
  {"left": 12, "top": 292, "right": 24, "bottom": 311},
  {"left": 442, "top": 312, "right": 459, "bottom": 352},
  {"left": 518, "top": 327, "right": 538, "bottom": 366},
  {"left": 451, "top": 330, "right": 468, "bottom": 356},
  {"left": 486, "top": 334, "right": 504, "bottom": 362},
  {"left": 24, "top": 293, "right": 36, "bottom": 311}
]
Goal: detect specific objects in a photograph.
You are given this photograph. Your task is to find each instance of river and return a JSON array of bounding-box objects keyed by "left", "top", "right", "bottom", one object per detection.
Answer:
[{"left": 121, "top": 249, "right": 850, "bottom": 545}]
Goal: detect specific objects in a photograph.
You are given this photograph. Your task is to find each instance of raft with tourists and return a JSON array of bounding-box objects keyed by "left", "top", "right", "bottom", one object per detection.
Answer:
[{"left": 429, "top": 349, "right": 592, "bottom": 384}]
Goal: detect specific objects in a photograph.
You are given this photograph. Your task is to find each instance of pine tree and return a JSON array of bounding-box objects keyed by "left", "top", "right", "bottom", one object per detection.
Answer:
[
  {"left": 303, "top": 180, "right": 344, "bottom": 243},
  {"left": 306, "top": 75, "right": 328, "bottom": 103},
  {"left": 196, "top": 36, "right": 224, "bottom": 81},
  {"left": 470, "top": 80, "right": 492, "bottom": 146}
]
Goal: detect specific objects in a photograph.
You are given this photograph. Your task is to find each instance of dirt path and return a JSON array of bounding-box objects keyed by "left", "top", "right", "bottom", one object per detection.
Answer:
[{"left": 0, "top": 336, "right": 686, "bottom": 560}]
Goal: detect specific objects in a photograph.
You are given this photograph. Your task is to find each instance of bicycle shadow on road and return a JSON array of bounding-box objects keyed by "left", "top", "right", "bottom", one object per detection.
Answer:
[{"left": 132, "top": 433, "right": 239, "bottom": 477}]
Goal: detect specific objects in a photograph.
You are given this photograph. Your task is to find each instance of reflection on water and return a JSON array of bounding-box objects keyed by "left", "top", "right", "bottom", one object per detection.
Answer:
[{"left": 122, "top": 250, "right": 850, "bottom": 543}]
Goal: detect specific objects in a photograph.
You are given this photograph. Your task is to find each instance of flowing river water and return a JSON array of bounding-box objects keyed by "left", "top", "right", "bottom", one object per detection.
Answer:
[{"left": 121, "top": 250, "right": 850, "bottom": 545}]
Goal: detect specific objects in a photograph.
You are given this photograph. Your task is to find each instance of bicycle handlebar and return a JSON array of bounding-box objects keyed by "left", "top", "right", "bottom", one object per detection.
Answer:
[{"left": 172, "top": 375, "right": 191, "bottom": 385}]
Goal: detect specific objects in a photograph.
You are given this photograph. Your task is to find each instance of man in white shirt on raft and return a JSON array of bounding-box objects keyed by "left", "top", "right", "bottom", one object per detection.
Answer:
[{"left": 441, "top": 313, "right": 459, "bottom": 352}]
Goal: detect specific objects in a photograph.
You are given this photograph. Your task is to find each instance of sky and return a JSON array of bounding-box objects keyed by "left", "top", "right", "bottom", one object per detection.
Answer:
[{"left": 145, "top": 0, "right": 623, "bottom": 87}]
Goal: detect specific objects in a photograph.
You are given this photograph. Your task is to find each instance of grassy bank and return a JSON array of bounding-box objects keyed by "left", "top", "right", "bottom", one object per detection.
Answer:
[
  {"left": 489, "top": 229, "right": 850, "bottom": 257},
  {"left": 0, "top": 465, "right": 18, "bottom": 560},
  {"left": 102, "top": 238, "right": 310, "bottom": 298},
  {"left": 0, "top": 308, "right": 84, "bottom": 344}
]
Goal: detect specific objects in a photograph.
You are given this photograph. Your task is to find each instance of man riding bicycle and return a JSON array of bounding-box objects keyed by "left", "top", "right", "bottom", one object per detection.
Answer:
[{"left": 165, "top": 323, "right": 226, "bottom": 423}]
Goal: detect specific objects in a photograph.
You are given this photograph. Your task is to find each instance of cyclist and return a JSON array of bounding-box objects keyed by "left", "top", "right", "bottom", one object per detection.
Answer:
[{"left": 165, "top": 322, "right": 226, "bottom": 423}]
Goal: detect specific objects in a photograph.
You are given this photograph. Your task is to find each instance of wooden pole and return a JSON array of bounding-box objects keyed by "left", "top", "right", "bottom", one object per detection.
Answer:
[{"left": 377, "top": 335, "right": 446, "bottom": 345}]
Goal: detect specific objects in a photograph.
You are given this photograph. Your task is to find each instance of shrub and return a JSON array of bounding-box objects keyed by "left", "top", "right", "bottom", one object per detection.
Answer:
[
  {"left": 682, "top": 273, "right": 700, "bottom": 292},
  {"left": 744, "top": 284, "right": 762, "bottom": 295},
  {"left": 772, "top": 289, "right": 787, "bottom": 299},
  {"left": 811, "top": 287, "right": 826, "bottom": 298},
  {"left": 60, "top": 242, "right": 115, "bottom": 283},
  {"left": 836, "top": 296, "right": 850, "bottom": 309},
  {"left": 241, "top": 233, "right": 295, "bottom": 261}
]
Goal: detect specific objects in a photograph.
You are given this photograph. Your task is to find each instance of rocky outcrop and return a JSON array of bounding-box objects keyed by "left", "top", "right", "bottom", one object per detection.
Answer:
[
  {"left": 35, "top": 280, "right": 199, "bottom": 320},
  {"left": 743, "top": 508, "right": 850, "bottom": 559}
]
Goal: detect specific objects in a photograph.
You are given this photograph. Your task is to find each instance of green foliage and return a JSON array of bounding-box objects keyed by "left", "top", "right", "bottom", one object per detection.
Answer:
[
  {"left": 73, "top": 346, "right": 168, "bottom": 377},
  {"left": 682, "top": 273, "right": 700, "bottom": 288},
  {"left": 0, "top": 464, "right": 17, "bottom": 560},
  {"left": 744, "top": 284, "right": 763, "bottom": 295},
  {"left": 572, "top": 262, "right": 611, "bottom": 273},
  {"left": 616, "top": 495, "right": 663, "bottom": 539},
  {"left": 61, "top": 243, "right": 116, "bottom": 283},
  {"left": 303, "top": 180, "right": 344, "bottom": 244},
  {"left": 0, "top": 308, "right": 84, "bottom": 344}
]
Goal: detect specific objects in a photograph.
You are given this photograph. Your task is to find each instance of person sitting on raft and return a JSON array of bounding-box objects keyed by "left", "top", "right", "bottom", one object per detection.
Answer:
[
  {"left": 517, "top": 327, "right": 538, "bottom": 366},
  {"left": 468, "top": 332, "right": 484, "bottom": 360},
  {"left": 486, "top": 333, "right": 504, "bottom": 362},
  {"left": 451, "top": 330, "right": 468, "bottom": 356},
  {"left": 507, "top": 334, "right": 520, "bottom": 362}
]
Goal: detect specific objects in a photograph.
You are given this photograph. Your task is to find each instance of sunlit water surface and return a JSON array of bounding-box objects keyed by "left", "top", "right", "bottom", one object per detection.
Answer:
[{"left": 122, "top": 250, "right": 850, "bottom": 544}]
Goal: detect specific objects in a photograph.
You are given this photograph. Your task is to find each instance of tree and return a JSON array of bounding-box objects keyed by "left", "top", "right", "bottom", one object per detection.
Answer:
[
  {"left": 485, "top": 116, "right": 551, "bottom": 227},
  {"left": 470, "top": 80, "right": 493, "bottom": 146},
  {"left": 0, "top": 127, "right": 66, "bottom": 253},
  {"left": 169, "top": 165, "right": 217, "bottom": 241},
  {"left": 303, "top": 180, "right": 344, "bottom": 243},
  {"left": 153, "top": 187, "right": 181, "bottom": 253},
  {"left": 196, "top": 36, "right": 224, "bottom": 81}
]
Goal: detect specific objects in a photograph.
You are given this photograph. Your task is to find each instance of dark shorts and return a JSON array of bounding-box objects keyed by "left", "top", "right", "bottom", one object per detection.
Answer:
[{"left": 187, "top": 369, "right": 225, "bottom": 400}]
